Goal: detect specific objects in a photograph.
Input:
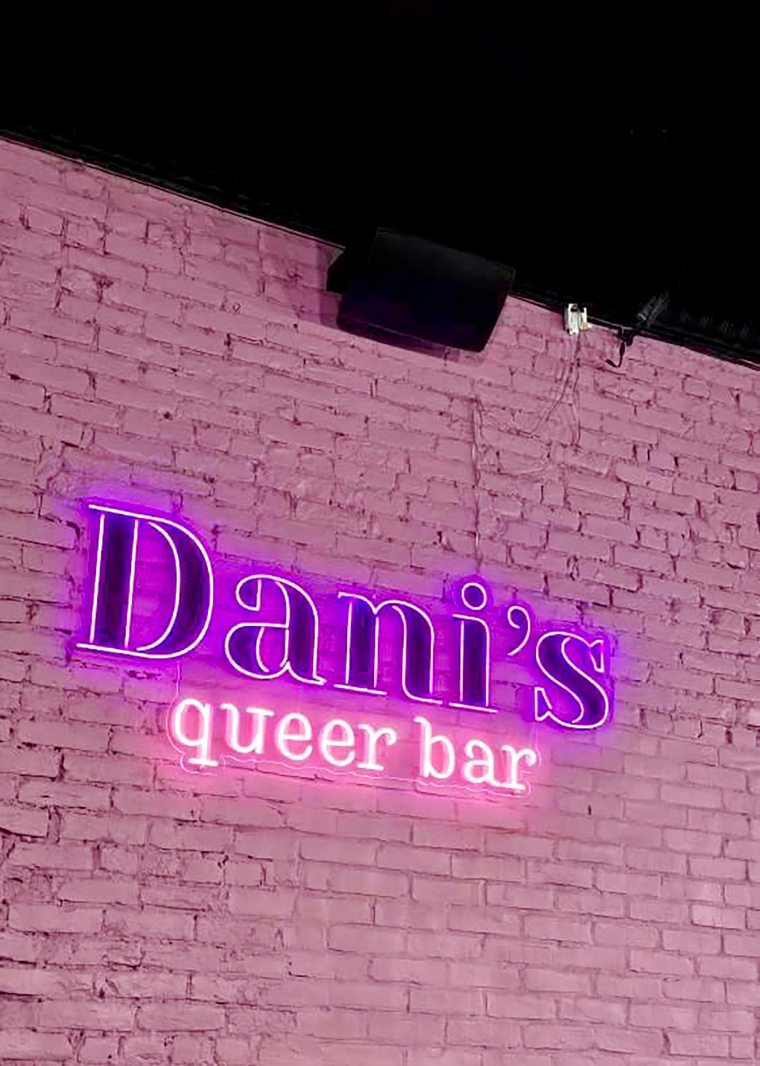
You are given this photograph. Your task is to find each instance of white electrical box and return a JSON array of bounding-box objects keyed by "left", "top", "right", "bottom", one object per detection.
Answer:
[{"left": 564, "top": 303, "right": 591, "bottom": 336}]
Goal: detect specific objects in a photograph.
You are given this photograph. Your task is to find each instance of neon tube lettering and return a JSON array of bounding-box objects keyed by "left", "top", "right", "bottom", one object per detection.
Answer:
[
  {"left": 414, "top": 715, "right": 456, "bottom": 780},
  {"left": 462, "top": 738, "right": 496, "bottom": 785},
  {"left": 356, "top": 723, "right": 398, "bottom": 772},
  {"left": 78, "top": 503, "right": 213, "bottom": 660},
  {"left": 78, "top": 500, "right": 615, "bottom": 734},
  {"left": 534, "top": 631, "right": 611, "bottom": 730},
  {"left": 169, "top": 698, "right": 218, "bottom": 768},
  {"left": 223, "top": 702, "right": 274, "bottom": 759},
  {"left": 319, "top": 718, "right": 356, "bottom": 768},
  {"left": 461, "top": 737, "right": 537, "bottom": 791},
  {"left": 166, "top": 696, "right": 539, "bottom": 796},
  {"left": 337, "top": 592, "right": 441, "bottom": 704},
  {"left": 450, "top": 579, "right": 496, "bottom": 712},
  {"left": 225, "top": 575, "right": 326, "bottom": 686},
  {"left": 275, "top": 712, "right": 313, "bottom": 761},
  {"left": 137, "top": 523, "right": 182, "bottom": 652},
  {"left": 500, "top": 744, "right": 538, "bottom": 791},
  {"left": 506, "top": 603, "right": 532, "bottom": 657}
]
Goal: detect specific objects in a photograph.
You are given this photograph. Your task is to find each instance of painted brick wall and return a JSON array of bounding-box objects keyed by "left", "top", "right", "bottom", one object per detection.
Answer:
[{"left": 1, "top": 136, "right": 760, "bottom": 1065}]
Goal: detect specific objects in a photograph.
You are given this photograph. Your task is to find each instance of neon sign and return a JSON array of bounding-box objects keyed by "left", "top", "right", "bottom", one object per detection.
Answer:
[
  {"left": 166, "top": 699, "right": 539, "bottom": 796},
  {"left": 76, "top": 501, "right": 614, "bottom": 792}
]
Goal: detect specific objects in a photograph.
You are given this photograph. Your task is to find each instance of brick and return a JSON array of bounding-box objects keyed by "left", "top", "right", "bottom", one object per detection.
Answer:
[
  {"left": 62, "top": 811, "right": 147, "bottom": 845},
  {"left": 523, "top": 1023, "right": 593, "bottom": 1050},
  {"left": 228, "top": 887, "right": 296, "bottom": 918},
  {"left": 486, "top": 993, "right": 556, "bottom": 1019},
  {"left": 0, "top": 803, "right": 48, "bottom": 836},
  {"left": 105, "top": 906, "right": 194, "bottom": 939},
  {"left": 202, "top": 796, "right": 283, "bottom": 828},
  {"left": 150, "top": 821, "right": 233, "bottom": 851},
  {"left": 7, "top": 842, "right": 93, "bottom": 871},
  {"left": 667, "top": 1031, "right": 730, "bottom": 1056},
  {"left": 15, "top": 718, "right": 109, "bottom": 752},
  {"left": 39, "top": 1000, "right": 135, "bottom": 1030},
  {"left": 136, "top": 1002, "right": 225, "bottom": 1031},
  {"left": 17, "top": 780, "right": 111, "bottom": 810},
  {"left": 108, "top": 976, "right": 185, "bottom": 1006},
  {"left": 699, "top": 1006, "right": 755, "bottom": 1031},
  {"left": 58, "top": 879, "right": 139, "bottom": 905},
  {"left": 366, "top": 1012, "right": 442, "bottom": 1044},
  {"left": 325, "top": 867, "right": 408, "bottom": 897},
  {"left": 663, "top": 976, "right": 725, "bottom": 1002},
  {"left": 9, "top": 904, "right": 102, "bottom": 934},
  {"left": 0, "top": 933, "right": 37, "bottom": 963},
  {"left": 524, "top": 915, "right": 591, "bottom": 942},
  {"left": 63, "top": 752, "right": 153, "bottom": 786},
  {"left": 0, "top": 967, "right": 91, "bottom": 996},
  {"left": 630, "top": 949, "right": 694, "bottom": 976},
  {"left": 9, "top": 307, "right": 94, "bottom": 344},
  {"left": 330, "top": 926, "right": 406, "bottom": 955},
  {"left": 0, "top": 1031, "right": 72, "bottom": 1060},
  {"left": 377, "top": 843, "right": 449, "bottom": 874}
]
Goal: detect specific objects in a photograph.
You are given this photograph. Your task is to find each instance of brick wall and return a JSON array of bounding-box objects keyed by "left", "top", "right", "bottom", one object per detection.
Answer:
[{"left": 1, "top": 136, "right": 760, "bottom": 1064}]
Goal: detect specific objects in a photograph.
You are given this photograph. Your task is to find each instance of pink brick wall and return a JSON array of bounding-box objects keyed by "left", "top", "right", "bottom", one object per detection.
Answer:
[{"left": 1, "top": 136, "right": 760, "bottom": 1064}]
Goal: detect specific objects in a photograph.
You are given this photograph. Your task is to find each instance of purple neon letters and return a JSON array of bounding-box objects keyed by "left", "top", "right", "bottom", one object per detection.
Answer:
[
  {"left": 78, "top": 504, "right": 214, "bottom": 660},
  {"left": 77, "top": 501, "right": 614, "bottom": 730}
]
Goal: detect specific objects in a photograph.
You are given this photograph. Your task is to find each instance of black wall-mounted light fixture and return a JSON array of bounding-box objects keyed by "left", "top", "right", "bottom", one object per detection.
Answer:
[{"left": 327, "top": 228, "right": 514, "bottom": 353}]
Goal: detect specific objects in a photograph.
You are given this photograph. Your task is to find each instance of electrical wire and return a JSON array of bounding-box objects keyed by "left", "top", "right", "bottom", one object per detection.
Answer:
[{"left": 482, "top": 329, "right": 584, "bottom": 479}]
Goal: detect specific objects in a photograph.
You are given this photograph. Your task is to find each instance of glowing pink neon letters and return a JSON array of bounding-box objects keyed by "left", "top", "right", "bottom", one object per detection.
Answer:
[{"left": 167, "top": 697, "right": 538, "bottom": 793}]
